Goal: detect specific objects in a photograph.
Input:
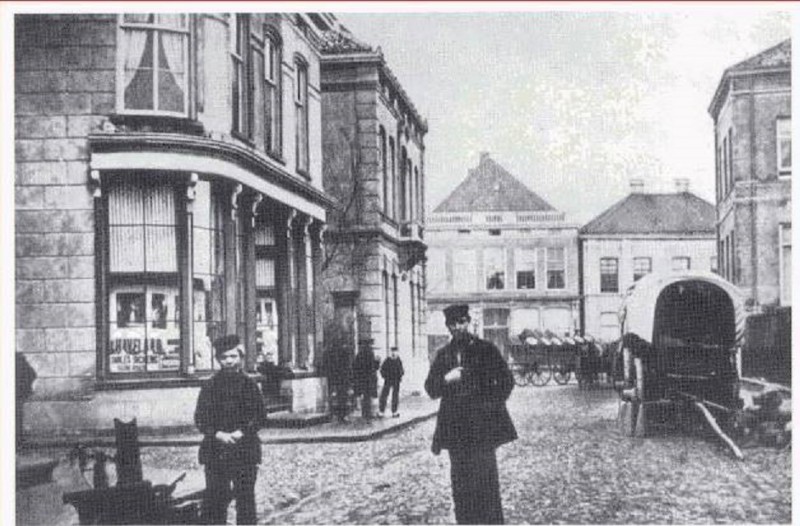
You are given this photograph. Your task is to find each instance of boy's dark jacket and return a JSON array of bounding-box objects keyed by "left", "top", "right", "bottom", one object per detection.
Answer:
[
  {"left": 195, "top": 369, "right": 265, "bottom": 465},
  {"left": 425, "top": 335, "right": 517, "bottom": 454},
  {"left": 380, "top": 356, "right": 404, "bottom": 384}
]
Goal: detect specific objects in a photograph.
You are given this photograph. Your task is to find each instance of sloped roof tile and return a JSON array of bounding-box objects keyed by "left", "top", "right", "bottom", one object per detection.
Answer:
[
  {"left": 728, "top": 39, "right": 791, "bottom": 72},
  {"left": 434, "top": 155, "right": 557, "bottom": 213},
  {"left": 580, "top": 192, "right": 715, "bottom": 235}
]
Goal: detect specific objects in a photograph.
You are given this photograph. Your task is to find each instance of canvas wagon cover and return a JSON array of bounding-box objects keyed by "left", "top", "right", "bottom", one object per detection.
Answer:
[{"left": 620, "top": 271, "right": 746, "bottom": 345}]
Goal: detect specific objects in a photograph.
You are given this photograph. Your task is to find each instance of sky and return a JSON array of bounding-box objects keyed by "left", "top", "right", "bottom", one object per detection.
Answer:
[{"left": 335, "top": 7, "right": 792, "bottom": 224}]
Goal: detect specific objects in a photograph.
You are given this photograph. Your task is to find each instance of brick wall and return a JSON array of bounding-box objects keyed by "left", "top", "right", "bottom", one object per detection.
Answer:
[{"left": 15, "top": 14, "right": 116, "bottom": 397}]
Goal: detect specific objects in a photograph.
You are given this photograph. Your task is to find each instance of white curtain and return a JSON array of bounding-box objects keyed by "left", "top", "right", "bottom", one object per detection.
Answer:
[{"left": 122, "top": 29, "right": 148, "bottom": 92}]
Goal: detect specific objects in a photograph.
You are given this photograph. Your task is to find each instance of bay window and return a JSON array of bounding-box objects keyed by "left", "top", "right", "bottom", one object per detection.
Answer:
[{"left": 118, "top": 14, "right": 190, "bottom": 115}]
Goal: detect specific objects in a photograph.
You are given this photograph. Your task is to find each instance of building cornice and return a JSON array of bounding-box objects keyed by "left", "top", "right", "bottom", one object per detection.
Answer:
[
  {"left": 88, "top": 132, "right": 335, "bottom": 210},
  {"left": 708, "top": 66, "right": 791, "bottom": 120}
]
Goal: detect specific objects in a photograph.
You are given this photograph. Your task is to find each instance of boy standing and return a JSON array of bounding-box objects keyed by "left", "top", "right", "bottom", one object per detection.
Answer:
[
  {"left": 378, "top": 347, "right": 404, "bottom": 418},
  {"left": 195, "top": 335, "right": 265, "bottom": 525}
]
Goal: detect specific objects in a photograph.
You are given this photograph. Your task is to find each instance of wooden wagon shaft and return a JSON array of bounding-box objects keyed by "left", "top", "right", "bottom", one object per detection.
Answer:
[
  {"left": 693, "top": 401, "right": 744, "bottom": 461},
  {"left": 672, "top": 390, "right": 735, "bottom": 414},
  {"left": 666, "top": 373, "right": 714, "bottom": 381}
]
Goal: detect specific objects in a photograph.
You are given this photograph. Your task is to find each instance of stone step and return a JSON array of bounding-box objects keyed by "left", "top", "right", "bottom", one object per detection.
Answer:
[{"left": 264, "top": 411, "right": 331, "bottom": 428}]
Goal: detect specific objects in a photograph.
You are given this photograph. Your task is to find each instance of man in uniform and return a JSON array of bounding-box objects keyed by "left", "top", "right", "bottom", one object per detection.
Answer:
[
  {"left": 195, "top": 335, "right": 265, "bottom": 525},
  {"left": 425, "top": 304, "right": 517, "bottom": 525}
]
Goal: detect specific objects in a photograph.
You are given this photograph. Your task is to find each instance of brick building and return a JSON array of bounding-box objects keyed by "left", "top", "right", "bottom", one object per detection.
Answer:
[
  {"left": 579, "top": 179, "right": 717, "bottom": 341},
  {"left": 708, "top": 39, "right": 791, "bottom": 383},
  {"left": 15, "top": 13, "right": 334, "bottom": 433},
  {"left": 426, "top": 153, "right": 580, "bottom": 357},
  {"left": 317, "top": 21, "right": 429, "bottom": 391},
  {"left": 708, "top": 39, "right": 792, "bottom": 309}
]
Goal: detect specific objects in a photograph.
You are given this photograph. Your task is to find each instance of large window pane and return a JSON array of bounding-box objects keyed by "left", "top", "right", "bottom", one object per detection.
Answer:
[
  {"left": 453, "top": 249, "right": 476, "bottom": 293},
  {"left": 600, "top": 257, "right": 619, "bottom": 293},
  {"left": 485, "top": 247, "right": 505, "bottom": 290},
  {"left": 778, "top": 118, "right": 791, "bottom": 175},
  {"left": 107, "top": 179, "right": 180, "bottom": 374},
  {"left": 516, "top": 248, "right": 536, "bottom": 289},
  {"left": 547, "top": 247, "right": 565, "bottom": 289}
]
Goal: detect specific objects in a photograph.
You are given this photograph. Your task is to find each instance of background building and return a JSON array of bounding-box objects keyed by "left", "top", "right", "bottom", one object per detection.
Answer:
[
  {"left": 579, "top": 179, "right": 717, "bottom": 342},
  {"left": 15, "top": 13, "right": 332, "bottom": 433},
  {"left": 317, "top": 18, "right": 429, "bottom": 391},
  {"left": 708, "top": 39, "right": 791, "bottom": 383},
  {"left": 426, "top": 153, "right": 580, "bottom": 358}
]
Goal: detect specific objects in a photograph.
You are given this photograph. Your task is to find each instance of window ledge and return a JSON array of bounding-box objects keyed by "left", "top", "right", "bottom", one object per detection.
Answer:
[{"left": 109, "top": 114, "right": 205, "bottom": 135}]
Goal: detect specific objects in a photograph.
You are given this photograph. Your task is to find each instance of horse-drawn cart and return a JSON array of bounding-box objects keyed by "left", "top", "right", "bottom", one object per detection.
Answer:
[{"left": 615, "top": 271, "right": 746, "bottom": 458}]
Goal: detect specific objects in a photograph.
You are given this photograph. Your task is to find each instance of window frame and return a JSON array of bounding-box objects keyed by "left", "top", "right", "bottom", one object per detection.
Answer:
[
  {"left": 484, "top": 247, "right": 506, "bottom": 291},
  {"left": 671, "top": 256, "right": 691, "bottom": 272},
  {"left": 294, "top": 56, "right": 310, "bottom": 176},
  {"left": 632, "top": 256, "right": 651, "bottom": 282},
  {"left": 263, "top": 26, "right": 283, "bottom": 158},
  {"left": 515, "top": 248, "right": 537, "bottom": 290},
  {"left": 231, "top": 13, "right": 254, "bottom": 140},
  {"left": 777, "top": 117, "right": 791, "bottom": 177},
  {"left": 546, "top": 246, "right": 566, "bottom": 290},
  {"left": 599, "top": 257, "right": 619, "bottom": 293},
  {"left": 779, "top": 223, "right": 792, "bottom": 305},
  {"left": 116, "top": 13, "right": 192, "bottom": 117}
]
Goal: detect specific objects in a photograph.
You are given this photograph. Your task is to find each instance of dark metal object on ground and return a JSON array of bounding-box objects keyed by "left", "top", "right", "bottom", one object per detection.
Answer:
[{"left": 62, "top": 419, "right": 203, "bottom": 524}]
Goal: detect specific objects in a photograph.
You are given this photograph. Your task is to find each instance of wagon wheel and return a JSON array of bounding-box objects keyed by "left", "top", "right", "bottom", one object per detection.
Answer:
[
  {"left": 527, "top": 362, "right": 551, "bottom": 386},
  {"left": 622, "top": 356, "right": 646, "bottom": 437},
  {"left": 553, "top": 363, "right": 572, "bottom": 385},
  {"left": 512, "top": 364, "right": 529, "bottom": 387}
]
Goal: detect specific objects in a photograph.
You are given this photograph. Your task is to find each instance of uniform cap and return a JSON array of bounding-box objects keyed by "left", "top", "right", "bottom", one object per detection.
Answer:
[
  {"left": 443, "top": 304, "right": 470, "bottom": 325},
  {"left": 213, "top": 334, "right": 241, "bottom": 355}
]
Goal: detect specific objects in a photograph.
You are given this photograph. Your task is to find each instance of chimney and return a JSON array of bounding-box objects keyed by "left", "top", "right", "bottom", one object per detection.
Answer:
[
  {"left": 629, "top": 178, "right": 644, "bottom": 193},
  {"left": 480, "top": 152, "right": 490, "bottom": 163},
  {"left": 674, "top": 178, "right": 690, "bottom": 193}
]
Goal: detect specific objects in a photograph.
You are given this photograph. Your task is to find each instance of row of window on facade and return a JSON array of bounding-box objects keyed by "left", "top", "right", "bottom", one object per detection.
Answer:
[
  {"left": 715, "top": 117, "right": 791, "bottom": 203},
  {"left": 427, "top": 247, "right": 567, "bottom": 293},
  {"left": 598, "top": 255, "right": 702, "bottom": 293},
  {"left": 119, "top": 13, "right": 311, "bottom": 173},
  {"left": 378, "top": 126, "right": 423, "bottom": 225},
  {"left": 103, "top": 175, "right": 316, "bottom": 376}
]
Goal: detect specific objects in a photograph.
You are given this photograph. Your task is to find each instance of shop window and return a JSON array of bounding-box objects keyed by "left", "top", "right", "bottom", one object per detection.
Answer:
[
  {"left": 107, "top": 178, "right": 181, "bottom": 373},
  {"left": 118, "top": 14, "right": 189, "bottom": 115},
  {"left": 516, "top": 248, "right": 536, "bottom": 289},
  {"left": 547, "top": 247, "right": 566, "bottom": 289},
  {"left": 484, "top": 247, "right": 505, "bottom": 290},
  {"left": 192, "top": 180, "right": 227, "bottom": 371},
  {"left": 633, "top": 257, "right": 651, "bottom": 282}
]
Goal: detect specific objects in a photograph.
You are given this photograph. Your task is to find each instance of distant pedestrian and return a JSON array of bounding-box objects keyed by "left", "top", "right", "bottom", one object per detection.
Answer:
[
  {"left": 378, "top": 347, "right": 404, "bottom": 418},
  {"left": 425, "top": 304, "right": 517, "bottom": 525},
  {"left": 195, "top": 335, "right": 265, "bottom": 525},
  {"left": 352, "top": 338, "right": 380, "bottom": 419}
]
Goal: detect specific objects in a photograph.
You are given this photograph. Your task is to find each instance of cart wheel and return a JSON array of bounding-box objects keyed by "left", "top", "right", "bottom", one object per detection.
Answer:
[
  {"left": 512, "top": 365, "right": 529, "bottom": 387},
  {"left": 528, "top": 363, "right": 551, "bottom": 386},
  {"left": 553, "top": 366, "right": 571, "bottom": 385}
]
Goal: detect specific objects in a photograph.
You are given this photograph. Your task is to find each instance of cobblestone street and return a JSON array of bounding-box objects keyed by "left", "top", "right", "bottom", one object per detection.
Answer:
[{"left": 138, "top": 384, "right": 791, "bottom": 524}]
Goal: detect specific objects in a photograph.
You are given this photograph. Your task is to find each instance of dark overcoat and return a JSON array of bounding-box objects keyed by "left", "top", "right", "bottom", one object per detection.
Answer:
[
  {"left": 425, "top": 335, "right": 517, "bottom": 454},
  {"left": 352, "top": 348, "right": 379, "bottom": 398},
  {"left": 380, "top": 356, "right": 404, "bottom": 385},
  {"left": 194, "top": 370, "right": 265, "bottom": 466}
]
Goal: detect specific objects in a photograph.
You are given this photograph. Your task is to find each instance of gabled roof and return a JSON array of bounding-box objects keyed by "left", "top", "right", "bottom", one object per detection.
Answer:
[
  {"left": 709, "top": 39, "right": 791, "bottom": 118},
  {"left": 580, "top": 192, "right": 715, "bottom": 235},
  {"left": 433, "top": 154, "right": 557, "bottom": 213},
  {"left": 728, "top": 38, "right": 791, "bottom": 72}
]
